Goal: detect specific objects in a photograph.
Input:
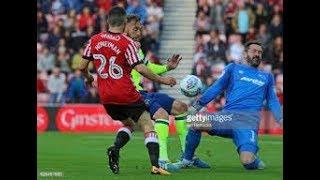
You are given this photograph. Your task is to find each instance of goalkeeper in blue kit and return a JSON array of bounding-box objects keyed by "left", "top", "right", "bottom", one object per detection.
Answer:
[{"left": 174, "top": 41, "right": 283, "bottom": 170}]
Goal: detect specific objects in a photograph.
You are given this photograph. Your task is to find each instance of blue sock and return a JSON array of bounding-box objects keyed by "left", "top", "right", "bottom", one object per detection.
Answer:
[
  {"left": 243, "top": 157, "right": 261, "bottom": 170},
  {"left": 183, "top": 128, "right": 202, "bottom": 161}
]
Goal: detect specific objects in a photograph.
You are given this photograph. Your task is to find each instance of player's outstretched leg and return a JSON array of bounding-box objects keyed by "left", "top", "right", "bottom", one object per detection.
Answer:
[
  {"left": 171, "top": 100, "right": 210, "bottom": 168},
  {"left": 173, "top": 128, "right": 205, "bottom": 169},
  {"left": 171, "top": 100, "right": 189, "bottom": 153},
  {"left": 107, "top": 120, "right": 134, "bottom": 174},
  {"left": 240, "top": 151, "right": 266, "bottom": 170},
  {"left": 138, "top": 111, "right": 171, "bottom": 175},
  {"left": 234, "top": 129, "right": 265, "bottom": 170},
  {"left": 107, "top": 146, "right": 120, "bottom": 174},
  {"left": 153, "top": 108, "right": 179, "bottom": 172}
]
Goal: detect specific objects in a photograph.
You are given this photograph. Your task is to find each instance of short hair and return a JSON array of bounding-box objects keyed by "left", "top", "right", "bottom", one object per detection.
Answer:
[
  {"left": 244, "top": 40, "right": 262, "bottom": 51},
  {"left": 210, "top": 29, "right": 219, "bottom": 35},
  {"left": 107, "top": 6, "right": 127, "bottom": 27},
  {"left": 126, "top": 14, "right": 140, "bottom": 24}
]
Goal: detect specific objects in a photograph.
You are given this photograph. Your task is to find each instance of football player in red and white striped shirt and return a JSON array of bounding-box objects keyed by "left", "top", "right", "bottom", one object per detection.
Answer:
[{"left": 79, "top": 6, "right": 174, "bottom": 175}]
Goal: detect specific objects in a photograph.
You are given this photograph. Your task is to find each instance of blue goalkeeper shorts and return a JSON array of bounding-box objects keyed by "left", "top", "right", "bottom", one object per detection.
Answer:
[
  {"left": 206, "top": 110, "right": 260, "bottom": 154},
  {"left": 139, "top": 90, "right": 175, "bottom": 117},
  {"left": 208, "top": 128, "right": 259, "bottom": 154}
]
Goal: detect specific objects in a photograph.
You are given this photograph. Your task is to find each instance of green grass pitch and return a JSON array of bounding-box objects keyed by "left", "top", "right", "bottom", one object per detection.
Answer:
[{"left": 37, "top": 132, "right": 282, "bottom": 179}]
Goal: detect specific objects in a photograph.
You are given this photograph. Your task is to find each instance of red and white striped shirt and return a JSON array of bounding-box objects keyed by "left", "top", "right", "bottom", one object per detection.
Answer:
[{"left": 82, "top": 31, "right": 143, "bottom": 104}]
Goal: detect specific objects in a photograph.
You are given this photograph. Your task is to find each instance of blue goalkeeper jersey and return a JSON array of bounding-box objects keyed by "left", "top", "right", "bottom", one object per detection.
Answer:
[{"left": 197, "top": 63, "right": 282, "bottom": 123}]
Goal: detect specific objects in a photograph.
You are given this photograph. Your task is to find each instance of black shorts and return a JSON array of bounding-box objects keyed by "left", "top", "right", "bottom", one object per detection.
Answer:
[{"left": 103, "top": 100, "right": 147, "bottom": 122}]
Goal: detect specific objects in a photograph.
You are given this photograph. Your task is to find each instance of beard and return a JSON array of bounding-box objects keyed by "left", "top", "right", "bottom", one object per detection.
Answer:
[{"left": 247, "top": 56, "right": 261, "bottom": 67}]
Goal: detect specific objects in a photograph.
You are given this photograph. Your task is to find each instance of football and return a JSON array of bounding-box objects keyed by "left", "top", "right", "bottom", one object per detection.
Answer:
[{"left": 180, "top": 75, "right": 202, "bottom": 97}]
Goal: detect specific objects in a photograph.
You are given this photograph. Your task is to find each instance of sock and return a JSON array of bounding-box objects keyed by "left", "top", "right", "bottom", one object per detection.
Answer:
[
  {"left": 114, "top": 127, "right": 133, "bottom": 150},
  {"left": 175, "top": 113, "right": 188, "bottom": 152},
  {"left": 145, "top": 131, "right": 160, "bottom": 168},
  {"left": 183, "top": 128, "right": 202, "bottom": 161},
  {"left": 243, "top": 157, "right": 261, "bottom": 170},
  {"left": 154, "top": 119, "right": 169, "bottom": 161}
]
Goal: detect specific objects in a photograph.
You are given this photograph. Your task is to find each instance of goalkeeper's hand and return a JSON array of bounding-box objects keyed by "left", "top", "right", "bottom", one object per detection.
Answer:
[
  {"left": 188, "top": 105, "right": 198, "bottom": 116},
  {"left": 188, "top": 100, "right": 203, "bottom": 115}
]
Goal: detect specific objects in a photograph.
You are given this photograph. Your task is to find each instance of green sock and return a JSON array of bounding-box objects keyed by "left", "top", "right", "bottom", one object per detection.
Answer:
[
  {"left": 154, "top": 119, "right": 169, "bottom": 161},
  {"left": 175, "top": 113, "right": 188, "bottom": 152}
]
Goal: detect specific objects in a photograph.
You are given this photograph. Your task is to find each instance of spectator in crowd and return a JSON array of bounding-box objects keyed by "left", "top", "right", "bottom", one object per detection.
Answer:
[
  {"left": 81, "top": 87, "right": 100, "bottom": 103},
  {"left": 55, "top": 45, "right": 71, "bottom": 73},
  {"left": 271, "top": 36, "right": 283, "bottom": 71},
  {"left": 86, "top": 25, "right": 95, "bottom": 37},
  {"left": 267, "top": 0, "right": 283, "bottom": 22},
  {"left": 146, "top": 0, "right": 164, "bottom": 21},
  {"left": 38, "top": 0, "right": 51, "bottom": 14},
  {"left": 69, "top": 21, "right": 88, "bottom": 51},
  {"left": 47, "top": 67, "right": 66, "bottom": 104},
  {"left": 37, "top": 69, "right": 50, "bottom": 103},
  {"left": 78, "top": 6, "right": 95, "bottom": 31},
  {"left": 227, "top": 34, "right": 244, "bottom": 63},
  {"left": 204, "top": 29, "right": 227, "bottom": 64},
  {"left": 96, "top": 0, "right": 112, "bottom": 13},
  {"left": 256, "top": 23, "right": 272, "bottom": 48},
  {"left": 37, "top": 70, "right": 47, "bottom": 93},
  {"left": 193, "top": 44, "right": 206, "bottom": 64},
  {"left": 231, "top": 2, "right": 255, "bottom": 43},
  {"left": 209, "top": 0, "right": 225, "bottom": 33},
  {"left": 224, "top": 0, "right": 237, "bottom": 39},
  {"left": 51, "top": 0, "right": 65, "bottom": 15},
  {"left": 83, "top": 0, "right": 96, "bottom": 12},
  {"left": 195, "top": 10, "right": 211, "bottom": 35},
  {"left": 126, "top": 0, "right": 148, "bottom": 24},
  {"left": 61, "top": 0, "right": 84, "bottom": 13},
  {"left": 37, "top": 46, "right": 56, "bottom": 72},
  {"left": 63, "top": 9, "right": 77, "bottom": 31},
  {"left": 243, "top": 0, "right": 255, "bottom": 11},
  {"left": 56, "top": 18, "right": 67, "bottom": 37},
  {"left": 56, "top": 38, "right": 67, "bottom": 53},
  {"left": 246, "top": 27, "right": 256, "bottom": 41},
  {"left": 65, "top": 69, "right": 87, "bottom": 103},
  {"left": 146, "top": 15, "right": 160, "bottom": 37},
  {"left": 264, "top": 36, "right": 282, "bottom": 67},
  {"left": 202, "top": 76, "right": 214, "bottom": 92},
  {"left": 254, "top": 3, "right": 268, "bottom": 29},
  {"left": 140, "top": 28, "right": 159, "bottom": 55},
  {"left": 47, "top": 26, "right": 62, "bottom": 50},
  {"left": 269, "top": 14, "right": 283, "bottom": 39},
  {"left": 197, "top": 0, "right": 210, "bottom": 16},
  {"left": 192, "top": 56, "right": 210, "bottom": 81},
  {"left": 37, "top": 11, "right": 48, "bottom": 37},
  {"left": 71, "top": 48, "right": 84, "bottom": 70},
  {"left": 259, "top": 61, "right": 273, "bottom": 73},
  {"left": 210, "top": 61, "right": 225, "bottom": 81},
  {"left": 94, "top": 8, "right": 107, "bottom": 34}
]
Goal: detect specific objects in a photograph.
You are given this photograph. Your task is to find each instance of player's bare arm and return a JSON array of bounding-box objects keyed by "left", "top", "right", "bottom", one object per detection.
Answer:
[
  {"left": 134, "top": 63, "right": 176, "bottom": 86},
  {"left": 79, "top": 58, "right": 94, "bottom": 87}
]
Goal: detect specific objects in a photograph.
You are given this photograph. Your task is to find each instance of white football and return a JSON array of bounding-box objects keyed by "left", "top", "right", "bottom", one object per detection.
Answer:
[{"left": 180, "top": 75, "right": 202, "bottom": 97}]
